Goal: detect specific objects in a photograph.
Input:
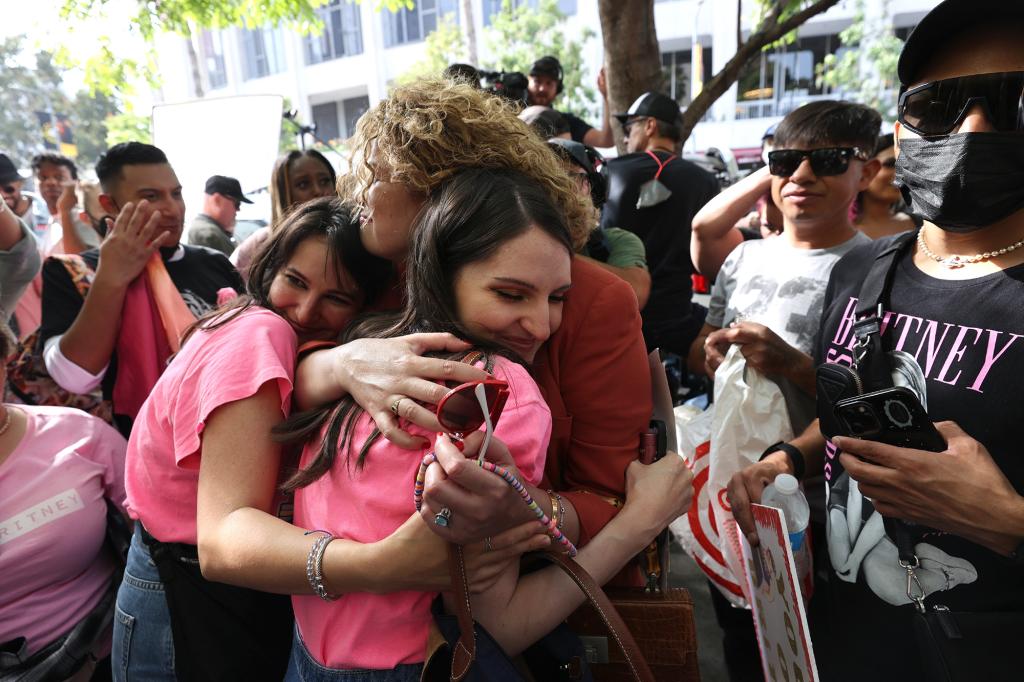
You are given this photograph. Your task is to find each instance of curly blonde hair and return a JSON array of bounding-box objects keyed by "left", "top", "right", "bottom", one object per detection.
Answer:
[{"left": 341, "top": 77, "right": 594, "bottom": 249}]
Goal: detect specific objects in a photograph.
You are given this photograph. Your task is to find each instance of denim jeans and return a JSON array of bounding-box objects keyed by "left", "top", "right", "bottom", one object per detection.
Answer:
[
  {"left": 284, "top": 625, "right": 422, "bottom": 682},
  {"left": 111, "top": 523, "right": 176, "bottom": 682}
]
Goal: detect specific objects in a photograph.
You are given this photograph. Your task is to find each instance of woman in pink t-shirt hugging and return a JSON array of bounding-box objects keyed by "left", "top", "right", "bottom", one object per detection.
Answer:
[
  {"left": 113, "top": 197, "right": 400, "bottom": 680},
  {"left": 197, "top": 168, "right": 689, "bottom": 680}
]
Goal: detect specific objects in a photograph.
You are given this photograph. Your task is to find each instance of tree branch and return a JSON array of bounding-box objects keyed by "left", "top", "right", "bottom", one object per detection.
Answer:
[{"left": 680, "top": 0, "right": 842, "bottom": 138}]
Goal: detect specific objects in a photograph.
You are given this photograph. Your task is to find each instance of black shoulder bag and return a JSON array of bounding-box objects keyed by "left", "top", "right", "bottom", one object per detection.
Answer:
[{"left": 816, "top": 231, "right": 1024, "bottom": 682}]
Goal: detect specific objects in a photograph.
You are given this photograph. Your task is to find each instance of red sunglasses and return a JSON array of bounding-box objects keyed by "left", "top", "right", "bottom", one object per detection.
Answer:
[{"left": 436, "top": 379, "right": 509, "bottom": 461}]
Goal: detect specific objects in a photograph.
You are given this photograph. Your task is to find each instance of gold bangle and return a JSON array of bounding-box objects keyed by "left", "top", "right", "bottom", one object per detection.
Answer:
[{"left": 547, "top": 490, "right": 564, "bottom": 530}]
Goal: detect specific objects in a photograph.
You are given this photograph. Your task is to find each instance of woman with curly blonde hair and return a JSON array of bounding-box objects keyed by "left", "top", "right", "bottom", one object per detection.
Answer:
[
  {"left": 297, "top": 76, "right": 677, "bottom": 575},
  {"left": 189, "top": 76, "right": 692, "bottom": 677}
]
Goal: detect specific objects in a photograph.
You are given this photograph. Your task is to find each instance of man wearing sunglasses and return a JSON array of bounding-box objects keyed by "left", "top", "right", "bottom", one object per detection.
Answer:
[
  {"left": 691, "top": 100, "right": 878, "bottom": 681},
  {"left": 602, "top": 91, "right": 720, "bottom": 360},
  {"left": 729, "top": 1, "right": 1024, "bottom": 679},
  {"left": 187, "top": 174, "right": 251, "bottom": 257}
]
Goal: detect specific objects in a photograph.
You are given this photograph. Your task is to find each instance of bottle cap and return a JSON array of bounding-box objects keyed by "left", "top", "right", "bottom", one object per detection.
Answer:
[{"left": 774, "top": 473, "right": 799, "bottom": 495}]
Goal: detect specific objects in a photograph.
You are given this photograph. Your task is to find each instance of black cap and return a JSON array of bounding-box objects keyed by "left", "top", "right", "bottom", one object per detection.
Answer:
[
  {"left": 0, "top": 154, "right": 26, "bottom": 185},
  {"left": 898, "top": 0, "right": 1024, "bottom": 86},
  {"left": 204, "top": 175, "right": 253, "bottom": 204},
  {"left": 529, "top": 56, "right": 563, "bottom": 81},
  {"left": 614, "top": 92, "right": 681, "bottom": 126}
]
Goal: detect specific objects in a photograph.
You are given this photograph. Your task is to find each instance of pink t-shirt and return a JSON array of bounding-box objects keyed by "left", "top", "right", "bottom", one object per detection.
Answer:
[
  {"left": 125, "top": 306, "right": 297, "bottom": 544},
  {"left": 293, "top": 357, "right": 551, "bottom": 670},
  {"left": 0, "top": 406, "right": 128, "bottom": 656}
]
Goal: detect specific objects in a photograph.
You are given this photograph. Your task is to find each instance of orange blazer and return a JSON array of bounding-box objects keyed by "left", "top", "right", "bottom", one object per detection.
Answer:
[{"left": 535, "top": 257, "right": 652, "bottom": 545}]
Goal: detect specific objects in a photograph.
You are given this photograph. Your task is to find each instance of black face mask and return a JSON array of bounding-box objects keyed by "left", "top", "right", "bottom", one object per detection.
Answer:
[{"left": 895, "top": 132, "right": 1024, "bottom": 233}]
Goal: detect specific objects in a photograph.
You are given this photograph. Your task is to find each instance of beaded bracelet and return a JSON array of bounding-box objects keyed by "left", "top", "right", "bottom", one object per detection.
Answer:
[
  {"left": 304, "top": 530, "right": 338, "bottom": 602},
  {"left": 414, "top": 452, "right": 577, "bottom": 557}
]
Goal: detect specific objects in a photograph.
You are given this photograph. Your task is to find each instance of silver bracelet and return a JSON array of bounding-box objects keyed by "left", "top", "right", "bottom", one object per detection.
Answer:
[{"left": 304, "top": 530, "right": 338, "bottom": 602}]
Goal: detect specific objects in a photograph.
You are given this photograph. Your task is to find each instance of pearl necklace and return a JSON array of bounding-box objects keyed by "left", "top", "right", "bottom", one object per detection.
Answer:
[
  {"left": 0, "top": 409, "right": 11, "bottom": 438},
  {"left": 917, "top": 229, "right": 1024, "bottom": 269}
]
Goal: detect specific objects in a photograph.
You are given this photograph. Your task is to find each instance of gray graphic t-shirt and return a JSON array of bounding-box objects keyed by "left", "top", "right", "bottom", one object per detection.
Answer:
[{"left": 709, "top": 232, "right": 870, "bottom": 420}]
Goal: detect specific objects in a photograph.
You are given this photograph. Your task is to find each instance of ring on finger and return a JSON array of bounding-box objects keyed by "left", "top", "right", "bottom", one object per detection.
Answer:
[
  {"left": 390, "top": 397, "right": 404, "bottom": 416},
  {"left": 435, "top": 507, "right": 453, "bottom": 528},
  {"left": 485, "top": 536, "right": 493, "bottom": 552}
]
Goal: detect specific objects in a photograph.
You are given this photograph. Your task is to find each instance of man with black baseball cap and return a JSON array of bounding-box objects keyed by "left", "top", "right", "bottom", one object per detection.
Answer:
[
  {"left": 527, "top": 55, "right": 615, "bottom": 147},
  {"left": 601, "top": 91, "right": 718, "bottom": 360},
  {"left": 726, "top": 1, "right": 1024, "bottom": 679},
  {"left": 188, "top": 174, "right": 252, "bottom": 256}
]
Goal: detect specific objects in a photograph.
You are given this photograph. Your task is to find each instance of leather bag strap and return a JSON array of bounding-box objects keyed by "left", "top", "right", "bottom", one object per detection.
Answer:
[
  {"left": 447, "top": 544, "right": 476, "bottom": 681},
  {"left": 447, "top": 547, "right": 655, "bottom": 682}
]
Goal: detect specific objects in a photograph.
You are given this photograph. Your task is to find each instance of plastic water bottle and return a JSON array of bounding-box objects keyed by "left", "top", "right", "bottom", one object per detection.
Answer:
[{"left": 761, "top": 473, "right": 812, "bottom": 598}]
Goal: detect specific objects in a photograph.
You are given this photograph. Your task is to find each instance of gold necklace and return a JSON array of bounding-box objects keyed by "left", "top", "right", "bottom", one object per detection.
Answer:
[{"left": 917, "top": 229, "right": 1024, "bottom": 269}]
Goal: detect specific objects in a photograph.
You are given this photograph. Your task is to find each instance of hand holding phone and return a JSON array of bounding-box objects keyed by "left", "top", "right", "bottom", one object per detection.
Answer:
[{"left": 833, "top": 386, "right": 946, "bottom": 452}]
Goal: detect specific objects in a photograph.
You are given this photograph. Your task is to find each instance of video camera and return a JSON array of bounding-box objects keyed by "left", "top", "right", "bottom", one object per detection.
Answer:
[{"left": 478, "top": 70, "right": 529, "bottom": 106}]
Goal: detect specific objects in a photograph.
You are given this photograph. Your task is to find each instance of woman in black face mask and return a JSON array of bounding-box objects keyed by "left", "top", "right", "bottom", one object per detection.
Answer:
[{"left": 726, "top": 3, "right": 1024, "bottom": 682}]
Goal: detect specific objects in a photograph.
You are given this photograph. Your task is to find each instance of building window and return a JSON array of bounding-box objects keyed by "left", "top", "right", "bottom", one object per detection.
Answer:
[
  {"left": 311, "top": 95, "right": 371, "bottom": 143},
  {"left": 483, "top": 0, "right": 576, "bottom": 25},
  {"left": 735, "top": 33, "right": 841, "bottom": 120},
  {"left": 199, "top": 31, "right": 228, "bottom": 90},
  {"left": 312, "top": 102, "right": 341, "bottom": 143},
  {"left": 240, "top": 27, "right": 286, "bottom": 80},
  {"left": 661, "top": 47, "right": 711, "bottom": 109},
  {"left": 342, "top": 95, "right": 370, "bottom": 138},
  {"left": 382, "top": 0, "right": 459, "bottom": 47},
  {"left": 306, "top": 0, "right": 363, "bottom": 64}
]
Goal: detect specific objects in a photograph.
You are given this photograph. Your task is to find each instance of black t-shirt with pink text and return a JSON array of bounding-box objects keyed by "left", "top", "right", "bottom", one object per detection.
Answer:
[{"left": 814, "top": 236, "right": 1024, "bottom": 677}]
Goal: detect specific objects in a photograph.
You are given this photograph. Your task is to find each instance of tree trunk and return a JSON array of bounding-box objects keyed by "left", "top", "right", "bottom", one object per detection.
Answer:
[
  {"left": 678, "top": 0, "right": 842, "bottom": 141},
  {"left": 461, "top": 0, "right": 478, "bottom": 66},
  {"left": 597, "top": 0, "right": 662, "bottom": 154},
  {"left": 185, "top": 25, "right": 206, "bottom": 99}
]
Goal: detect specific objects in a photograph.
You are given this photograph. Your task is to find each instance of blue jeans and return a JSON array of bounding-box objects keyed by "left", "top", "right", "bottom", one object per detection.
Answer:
[
  {"left": 111, "top": 523, "right": 176, "bottom": 682},
  {"left": 284, "top": 625, "right": 422, "bottom": 682}
]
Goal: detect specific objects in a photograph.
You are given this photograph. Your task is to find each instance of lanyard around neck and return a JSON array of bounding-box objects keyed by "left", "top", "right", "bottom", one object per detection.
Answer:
[{"left": 645, "top": 150, "right": 677, "bottom": 180}]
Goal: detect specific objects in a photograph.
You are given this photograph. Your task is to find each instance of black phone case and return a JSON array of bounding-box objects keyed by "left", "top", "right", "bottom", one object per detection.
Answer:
[{"left": 834, "top": 387, "right": 946, "bottom": 452}]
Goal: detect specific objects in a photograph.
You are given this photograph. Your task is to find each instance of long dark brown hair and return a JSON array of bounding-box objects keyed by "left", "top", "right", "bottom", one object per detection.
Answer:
[
  {"left": 278, "top": 167, "right": 573, "bottom": 490},
  {"left": 181, "top": 196, "right": 392, "bottom": 346}
]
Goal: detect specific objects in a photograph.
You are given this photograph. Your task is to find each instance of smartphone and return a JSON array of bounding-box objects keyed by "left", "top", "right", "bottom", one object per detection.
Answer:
[{"left": 833, "top": 387, "right": 946, "bottom": 452}]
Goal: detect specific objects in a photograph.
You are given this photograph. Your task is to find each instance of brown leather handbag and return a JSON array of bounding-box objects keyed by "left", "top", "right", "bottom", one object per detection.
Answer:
[{"left": 567, "top": 586, "right": 700, "bottom": 682}]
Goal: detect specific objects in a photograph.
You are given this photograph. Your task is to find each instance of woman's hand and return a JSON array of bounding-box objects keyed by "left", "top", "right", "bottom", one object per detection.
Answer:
[
  {"left": 420, "top": 431, "right": 533, "bottom": 544},
  {"left": 295, "top": 333, "right": 490, "bottom": 448},
  {"left": 379, "top": 514, "right": 548, "bottom": 593},
  {"left": 464, "top": 521, "right": 551, "bottom": 594},
  {"left": 619, "top": 455, "right": 694, "bottom": 537}
]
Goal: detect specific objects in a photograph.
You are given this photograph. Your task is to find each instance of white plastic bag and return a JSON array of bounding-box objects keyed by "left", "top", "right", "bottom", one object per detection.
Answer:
[{"left": 671, "top": 345, "right": 793, "bottom": 607}]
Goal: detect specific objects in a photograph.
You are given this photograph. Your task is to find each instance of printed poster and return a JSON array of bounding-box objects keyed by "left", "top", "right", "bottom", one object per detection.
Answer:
[{"left": 741, "top": 504, "right": 818, "bottom": 682}]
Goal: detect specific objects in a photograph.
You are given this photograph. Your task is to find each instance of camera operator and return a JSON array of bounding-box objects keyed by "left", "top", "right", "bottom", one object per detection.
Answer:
[
  {"left": 527, "top": 56, "right": 614, "bottom": 147},
  {"left": 727, "top": 1, "right": 1024, "bottom": 679}
]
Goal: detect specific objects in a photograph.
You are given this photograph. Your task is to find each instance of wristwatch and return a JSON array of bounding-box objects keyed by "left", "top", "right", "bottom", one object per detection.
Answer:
[{"left": 759, "top": 441, "right": 806, "bottom": 480}]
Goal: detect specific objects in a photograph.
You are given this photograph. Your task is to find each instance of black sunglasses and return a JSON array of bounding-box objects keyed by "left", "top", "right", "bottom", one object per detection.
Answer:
[
  {"left": 767, "top": 147, "right": 868, "bottom": 177},
  {"left": 622, "top": 117, "right": 650, "bottom": 134},
  {"left": 898, "top": 71, "right": 1024, "bottom": 136},
  {"left": 1, "top": 185, "right": 15, "bottom": 194}
]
